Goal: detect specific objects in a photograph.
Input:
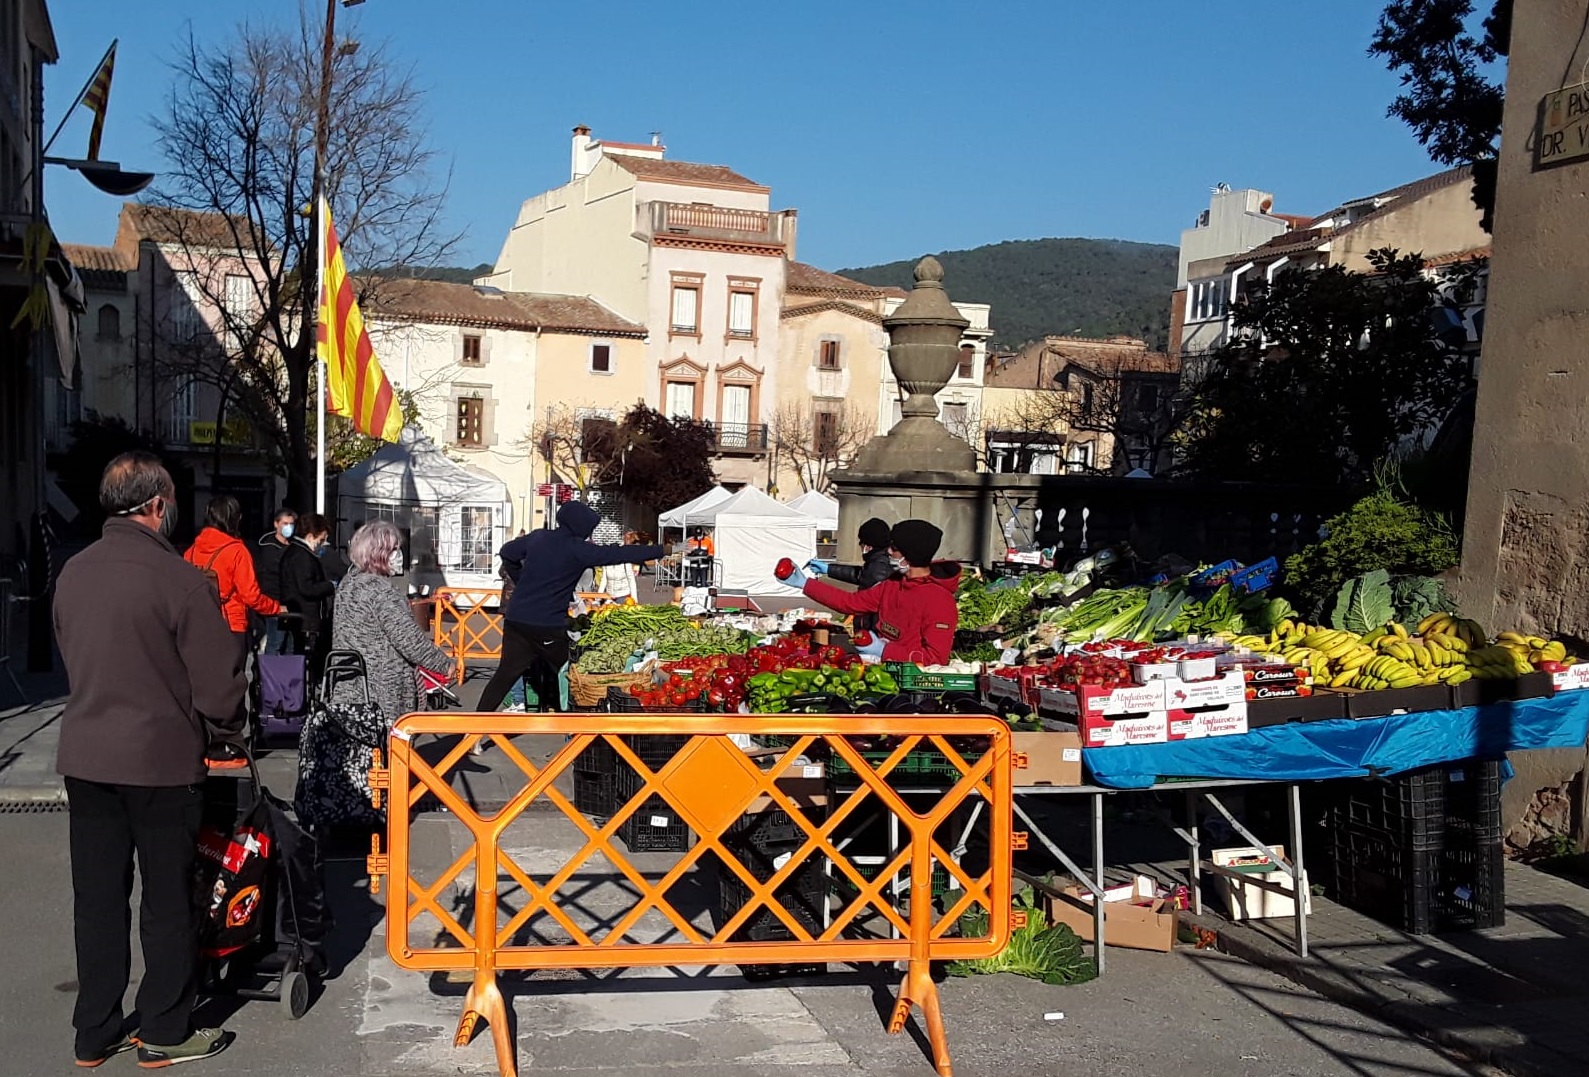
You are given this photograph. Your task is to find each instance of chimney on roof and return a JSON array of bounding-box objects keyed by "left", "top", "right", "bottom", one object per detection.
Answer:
[
  {"left": 571, "top": 125, "right": 597, "bottom": 181},
  {"left": 650, "top": 130, "right": 663, "bottom": 147}
]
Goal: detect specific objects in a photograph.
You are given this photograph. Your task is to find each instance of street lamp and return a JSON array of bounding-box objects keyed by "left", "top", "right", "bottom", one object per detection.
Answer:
[{"left": 42, "top": 156, "right": 153, "bottom": 196}]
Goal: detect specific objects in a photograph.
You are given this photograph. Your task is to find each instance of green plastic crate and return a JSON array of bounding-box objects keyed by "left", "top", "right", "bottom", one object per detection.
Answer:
[{"left": 885, "top": 662, "right": 979, "bottom": 693}]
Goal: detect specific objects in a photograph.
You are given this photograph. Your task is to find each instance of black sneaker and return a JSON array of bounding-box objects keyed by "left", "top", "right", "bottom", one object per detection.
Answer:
[
  {"left": 135, "top": 1028, "right": 234, "bottom": 1068},
  {"left": 74, "top": 1032, "right": 139, "bottom": 1068}
]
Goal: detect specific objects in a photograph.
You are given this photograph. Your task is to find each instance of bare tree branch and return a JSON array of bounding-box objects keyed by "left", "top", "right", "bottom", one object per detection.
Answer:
[
  {"left": 770, "top": 401, "right": 873, "bottom": 493},
  {"left": 147, "top": 7, "right": 460, "bottom": 506}
]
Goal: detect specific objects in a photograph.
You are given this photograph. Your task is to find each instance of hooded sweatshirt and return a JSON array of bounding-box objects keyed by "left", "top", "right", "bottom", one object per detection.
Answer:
[
  {"left": 802, "top": 561, "right": 962, "bottom": 665},
  {"left": 498, "top": 502, "right": 665, "bottom": 628},
  {"left": 184, "top": 526, "right": 283, "bottom": 632}
]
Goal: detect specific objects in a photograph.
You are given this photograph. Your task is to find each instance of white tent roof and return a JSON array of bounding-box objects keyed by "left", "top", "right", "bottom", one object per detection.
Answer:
[
  {"left": 692, "top": 486, "right": 818, "bottom": 594},
  {"left": 787, "top": 490, "right": 840, "bottom": 528},
  {"left": 339, "top": 426, "right": 509, "bottom": 507},
  {"left": 692, "top": 485, "right": 810, "bottom": 525},
  {"left": 656, "top": 484, "right": 732, "bottom": 529}
]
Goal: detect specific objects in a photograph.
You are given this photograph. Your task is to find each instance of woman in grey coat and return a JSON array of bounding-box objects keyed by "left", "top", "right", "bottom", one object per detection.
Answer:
[{"left": 329, "top": 520, "right": 454, "bottom": 723}]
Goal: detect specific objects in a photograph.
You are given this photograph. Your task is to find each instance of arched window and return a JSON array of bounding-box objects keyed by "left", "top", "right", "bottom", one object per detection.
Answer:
[{"left": 97, "top": 303, "right": 120, "bottom": 340}]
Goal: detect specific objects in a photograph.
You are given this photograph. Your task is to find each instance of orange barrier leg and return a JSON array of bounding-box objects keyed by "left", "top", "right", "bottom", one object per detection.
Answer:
[
  {"left": 888, "top": 960, "right": 952, "bottom": 1077},
  {"left": 456, "top": 970, "right": 515, "bottom": 1077}
]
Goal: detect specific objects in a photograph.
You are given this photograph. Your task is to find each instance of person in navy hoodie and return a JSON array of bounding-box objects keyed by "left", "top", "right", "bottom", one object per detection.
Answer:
[{"left": 476, "top": 502, "right": 664, "bottom": 715}]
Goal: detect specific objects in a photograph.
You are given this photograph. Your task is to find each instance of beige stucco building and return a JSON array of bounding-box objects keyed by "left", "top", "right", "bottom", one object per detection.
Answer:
[
  {"left": 982, "top": 335, "right": 1179, "bottom": 475},
  {"left": 1177, "top": 167, "right": 1489, "bottom": 363},
  {"left": 360, "top": 278, "right": 645, "bottom": 530},
  {"left": 483, "top": 128, "right": 794, "bottom": 486}
]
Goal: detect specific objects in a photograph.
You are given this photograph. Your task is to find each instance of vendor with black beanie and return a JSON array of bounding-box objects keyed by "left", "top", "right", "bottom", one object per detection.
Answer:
[
  {"left": 778, "top": 519, "right": 960, "bottom": 665},
  {"left": 803, "top": 517, "right": 894, "bottom": 631}
]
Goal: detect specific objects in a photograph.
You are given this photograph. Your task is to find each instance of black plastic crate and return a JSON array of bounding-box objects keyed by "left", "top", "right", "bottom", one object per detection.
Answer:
[
  {"left": 726, "top": 808, "right": 807, "bottom": 854},
  {"left": 572, "top": 737, "right": 619, "bottom": 821},
  {"left": 1326, "top": 827, "right": 1505, "bottom": 933},
  {"left": 1324, "top": 759, "right": 1505, "bottom": 934},
  {"left": 615, "top": 794, "right": 693, "bottom": 852},
  {"left": 713, "top": 857, "right": 828, "bottom": 980}
]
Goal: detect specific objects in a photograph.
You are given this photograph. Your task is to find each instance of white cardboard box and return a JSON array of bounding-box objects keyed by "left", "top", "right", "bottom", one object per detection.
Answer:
[
  {"left": 1161, "top": 670, "right": 1247, "bottom": 709},
  {"left": 1212, "top": 845, "right": 1312, "bottom": 921}
]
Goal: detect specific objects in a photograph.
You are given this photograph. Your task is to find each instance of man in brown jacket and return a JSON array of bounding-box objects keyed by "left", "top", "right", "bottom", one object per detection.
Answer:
[{"left": 53, "top": 452, "right": 242, "bottom": 1068}]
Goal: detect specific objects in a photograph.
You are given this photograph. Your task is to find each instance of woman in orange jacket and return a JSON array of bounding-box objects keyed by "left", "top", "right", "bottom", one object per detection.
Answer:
[{"left": 184, "top": 495, "right": 284, "bottom": 665}]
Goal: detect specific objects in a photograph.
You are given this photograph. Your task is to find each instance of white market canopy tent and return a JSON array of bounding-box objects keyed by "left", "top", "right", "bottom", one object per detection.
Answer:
[
  {"left": 787, "top": 490, "right": 840, "bottom": 529},
  {"left": 691, "top": 485, "right": 818, "bottom": 594},
  {"left": 337, "top": 426, "right": 512, "bottom": 587},
  {"left": 657, "top": 484, "right": 733, "bottom": 530}
]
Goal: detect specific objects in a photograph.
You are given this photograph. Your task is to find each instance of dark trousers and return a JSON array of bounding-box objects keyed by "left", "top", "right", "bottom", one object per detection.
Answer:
[
  {"left": 65, "top": 777, "right": 204, "bottom": 1052},
  {"left": 478, "top": 621, "right": 570, "bottom": 714}
]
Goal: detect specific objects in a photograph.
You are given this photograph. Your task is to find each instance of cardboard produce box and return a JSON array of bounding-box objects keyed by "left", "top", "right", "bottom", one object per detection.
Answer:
[
  {"left": 1049, "top": 710, "right": 1170, "bottom": 748},
  {"left": 1039, "top": 681, "right": 1167, "bottom": 717},
  {"left": 1212, "top": 845, "right": 1312, "bottom": 921},
  {"left": 1167, "top": 702, "right": 1249, "bottom": 740},
  {"left": 1162, "top": 670, "right": 1247, "bottom": 709},
  {"left": 1045, "top": 874, "right": 1178, "bottom": 952},
  {"left": 1010, "top": 730, "right": 1083, "bottom": 786}
]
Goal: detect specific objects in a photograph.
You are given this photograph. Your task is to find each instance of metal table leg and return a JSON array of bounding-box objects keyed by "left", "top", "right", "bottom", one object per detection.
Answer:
[
  {"left": 1289, "top": 782, "right": 1309, "bottom": 958},
  {"left": 1185, "top": 790, "right": 1202, "bottom": 915},
  {"left": 1092, "top": 792, "right": 1105, "bottom": 975}
]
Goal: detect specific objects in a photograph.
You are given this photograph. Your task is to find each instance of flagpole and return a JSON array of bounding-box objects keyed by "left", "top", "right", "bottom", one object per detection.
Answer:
[
  {"left": 311, "top": 0, "right": 337, "bottom": 515},
  {"left": 41, "top": 39, "right": 115, "bottom": 157}
]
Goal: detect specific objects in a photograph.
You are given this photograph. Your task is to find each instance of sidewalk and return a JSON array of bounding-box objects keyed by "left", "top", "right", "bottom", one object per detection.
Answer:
[
  {"left": 1194, "top": 862, "right": 1589, "bottom": 1077},
  {"left": 0, "top": 668, "right": 67, "bottom": 808}
]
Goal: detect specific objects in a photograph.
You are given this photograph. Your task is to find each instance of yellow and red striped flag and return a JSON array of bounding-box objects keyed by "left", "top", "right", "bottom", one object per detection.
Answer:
[
  {"left": 318, "top": 197, "right": 403, "bottom": 442},
  {"left": 82, "top": 43, "right": 115, "bottom": 161}
]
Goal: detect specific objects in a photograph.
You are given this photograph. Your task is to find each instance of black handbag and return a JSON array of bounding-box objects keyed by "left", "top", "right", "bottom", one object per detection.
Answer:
[{"left": 295, "top": 652, "right": 388, "bottom": 828}]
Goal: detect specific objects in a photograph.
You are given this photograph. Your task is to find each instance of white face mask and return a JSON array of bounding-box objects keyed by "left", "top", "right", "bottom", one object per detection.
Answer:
[{"left": 279, "top": 522, "right": 295, "bottom": 540}]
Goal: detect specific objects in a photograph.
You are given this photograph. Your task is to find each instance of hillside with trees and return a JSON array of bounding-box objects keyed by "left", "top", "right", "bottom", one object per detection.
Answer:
[{"left": 840, "top": 237, "right": 1176, "bottom": 350}]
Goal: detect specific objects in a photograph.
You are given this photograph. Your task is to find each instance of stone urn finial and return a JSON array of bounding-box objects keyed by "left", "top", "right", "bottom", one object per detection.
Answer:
[{"left": 848, "top": 256, "right": 976, "bottom": 473}]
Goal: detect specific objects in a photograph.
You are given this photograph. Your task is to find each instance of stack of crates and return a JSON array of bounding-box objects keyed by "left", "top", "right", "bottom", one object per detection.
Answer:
[
  {"left": 611, "top": 732, "right": 693, "bottom": 853},
  {"left": 571, "top": 736, "right": 619, "bottom": 823},
  {"left": 1324, "top": 759, "right": 1505, "bottom": 933},
  {"left": 713, "top": 808, "right": 828, "bottom": 979}
]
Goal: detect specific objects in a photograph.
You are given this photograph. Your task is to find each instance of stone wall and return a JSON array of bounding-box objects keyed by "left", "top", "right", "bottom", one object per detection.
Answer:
[{"left": 1506, "top": 770, "right": 1584, "bottom": 856}]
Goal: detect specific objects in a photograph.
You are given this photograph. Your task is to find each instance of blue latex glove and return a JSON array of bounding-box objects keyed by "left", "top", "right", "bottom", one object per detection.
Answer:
[
  {"left": 805, "top": 559, "right": 831, "bottom": 576},
  {"left": 779, "top": 563, "right": 810, "bottom": 588},
  {"left": 855, "top": 634, "right": 888, "bottom": 658}
]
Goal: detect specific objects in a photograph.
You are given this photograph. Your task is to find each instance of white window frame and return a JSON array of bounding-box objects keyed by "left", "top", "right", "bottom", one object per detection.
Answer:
[
  {"left": 665, "top": 380, "right": 696, "bottom": 420},
  {"left": 588, "top": 340, "right": 614, "bottom": 375},
  {"left": 172, "top": 270, "right": 203, "bottom": 341},
  {"left": 223, "top": 274, "right": 252, "bottom": 353},
  {"left": 727, "top": 289, "right": 755, "bottom": 338}
]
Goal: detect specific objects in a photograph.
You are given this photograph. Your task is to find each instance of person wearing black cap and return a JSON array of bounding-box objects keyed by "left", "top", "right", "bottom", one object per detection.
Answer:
[
  {"left": 778, "top": 519, "right": 960, "bottom": 665},
  {"left": 803, "top": 517, "right": 894, "bottom": 631}
]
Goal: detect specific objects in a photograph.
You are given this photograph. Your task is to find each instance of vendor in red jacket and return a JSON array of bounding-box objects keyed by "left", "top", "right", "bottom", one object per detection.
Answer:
[{"left": 778, "top": 519, "right": 959, "bottom": 665}]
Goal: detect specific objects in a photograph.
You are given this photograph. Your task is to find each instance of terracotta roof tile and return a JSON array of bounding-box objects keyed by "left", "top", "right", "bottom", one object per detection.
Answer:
[
  {"left": 606, "top": 155, "right": 765, "bottom": 190},
  {"left": 117, "top": 202, "right": 252, "bottom": 250},
  {"left": 779, "top": 297, "right": 883, "bottom": 325},
  {"left": 63, "top": 243, "right": 133, "bottom": 290},
  {"left": 360, "top": 277, "right": 645, "bottom": 336},
  {"left": 985, "top": 335, "right": 1178, "bottom": 389},
  {"left": 785, "top": 261, "right": 887, "bottom": 298},
  {"left": 1423, "top": 245, "right": 1491, "bottom": 268}
]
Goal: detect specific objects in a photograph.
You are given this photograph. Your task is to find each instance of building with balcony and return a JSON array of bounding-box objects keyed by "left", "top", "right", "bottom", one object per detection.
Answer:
[{"left": 484, "top": 127, "right": 797, "bottom": 487}]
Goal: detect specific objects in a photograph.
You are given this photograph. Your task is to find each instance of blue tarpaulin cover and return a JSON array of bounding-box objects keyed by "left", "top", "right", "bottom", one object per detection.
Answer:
[{"left": 1082, "top": 692, "right": 1589, "bottom": 789}]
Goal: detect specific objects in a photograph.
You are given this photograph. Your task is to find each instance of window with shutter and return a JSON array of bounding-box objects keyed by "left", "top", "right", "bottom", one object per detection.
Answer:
[
  {"left": 97, "top": 304, "right": 120, "bottom": 340},
  {"left": 728, "top": 290, "right": 755, "bottom": 338},
  {"left": 957, "top": 344, "right": 974, "bottom": 379},
  {"left": 818, "top": 339, "right": 841, "bottom": 370},
  {"left": 671, "top": 286, "right": 699, "bottom": 334},
  {"left": 665, "top": 381, "right": 696, "bottom": 419},
  {"left": 814, "top": 409, "right": 838, "bottom": 454},
  {"left": 590, "top": 342, "right": 612, "bottom": 373},
  {"left": 462, "top": 334, "right": 483, "bottom": 365}
]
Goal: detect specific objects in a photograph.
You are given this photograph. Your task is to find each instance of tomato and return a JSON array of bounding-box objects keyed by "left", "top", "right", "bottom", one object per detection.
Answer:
[{"left": 628, "top": 684, "right": 644, "bottom": 697}]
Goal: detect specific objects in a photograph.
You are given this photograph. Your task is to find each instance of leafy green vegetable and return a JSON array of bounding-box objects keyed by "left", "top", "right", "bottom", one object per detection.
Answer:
[
  {"left": 946, "top": 889, "right": 1097, "bottom": 986},
  {"left": 1391, "top": 575, "right": 1458, "bottom": 624},
  {"left": 1330, "top": 569, "right": 1395, "bottom": 634},
  {"left": 1283, "top": 487, "right": 1460, "bottom": 619},
  {"left": 574, "top": 607, "right": 754, "bottom": 673},
  {"left": 953, "top": 641, "right": 1004, "bottom": 664}
]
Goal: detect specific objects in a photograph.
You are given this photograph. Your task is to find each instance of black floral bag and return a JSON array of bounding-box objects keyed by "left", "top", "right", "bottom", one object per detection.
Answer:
[{"left": 295, "top": 651, "right": 389, "bottom": 829}]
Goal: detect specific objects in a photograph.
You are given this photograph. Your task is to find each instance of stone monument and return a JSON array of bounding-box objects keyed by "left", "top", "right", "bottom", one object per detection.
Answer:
[
  {"left": 850, "top": 256, "right": 975, "bottom": 473},
  {"left": 832, "top": 257, "right": 1020, "bottom": 565}
]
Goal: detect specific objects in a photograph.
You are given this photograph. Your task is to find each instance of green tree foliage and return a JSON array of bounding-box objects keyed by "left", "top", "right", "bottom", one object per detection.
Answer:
[
  {"left": 325, "top": 389, "right": 422, "bottom": 472},
  {"left": 1177, "top": 249, "right": 1478, "bottom": 486},
  {"left": 1370, "top": 0, "right": 1511, "bottom": 230},
  {"left": 371, "top": 263, "right": 494, "bottom": 285},
  {"left": 595, "top": 405, "right": 716, "bottom": 515},
  {"left": 839, "top": 238, "right": 1176, "bottom": 350},
  {"left": 1285, "top": 486, "right": 1461, "bottom": 619}
]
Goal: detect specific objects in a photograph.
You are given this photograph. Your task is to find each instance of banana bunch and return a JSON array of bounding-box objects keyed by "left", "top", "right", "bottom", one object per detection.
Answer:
[
  {"left": 1225, "top": 633, "right": 1272, "bottom": 651},
  {"left": 1469, "top": 632, "right": 1575, "bottom": 677},
  {"left": 1415, "top": 612, "right": 1488, "bottom": 649}
]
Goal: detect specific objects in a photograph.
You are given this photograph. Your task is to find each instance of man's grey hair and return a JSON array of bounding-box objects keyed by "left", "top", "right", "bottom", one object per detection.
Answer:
[
  {"left": 99, "top": 451, "right": 174, "bottom": 515},
  {"left": 349, "top": 519, "right": 403, "bottom": 576}
]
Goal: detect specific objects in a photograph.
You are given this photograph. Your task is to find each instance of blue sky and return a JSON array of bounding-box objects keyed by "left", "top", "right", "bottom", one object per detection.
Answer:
[{"left": 46, "top": 0, "right": 1437, "bottom": 271}]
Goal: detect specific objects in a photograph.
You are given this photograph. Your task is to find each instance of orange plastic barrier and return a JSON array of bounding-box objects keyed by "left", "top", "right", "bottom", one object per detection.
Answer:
[
  {"left": 430, "top": 587, "right": 504, "bottom": 682},
  {"left": 368, "top": 712, "right": 1015, "bottom": 1077}
]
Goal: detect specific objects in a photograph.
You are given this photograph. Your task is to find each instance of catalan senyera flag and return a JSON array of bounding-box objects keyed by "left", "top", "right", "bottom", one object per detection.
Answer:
[
  {"left": 82, "top": 43, "right": 115, "bottom": 161},
  {"left": 319, "top": 197, "right": 403, "bottom": 442}
]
